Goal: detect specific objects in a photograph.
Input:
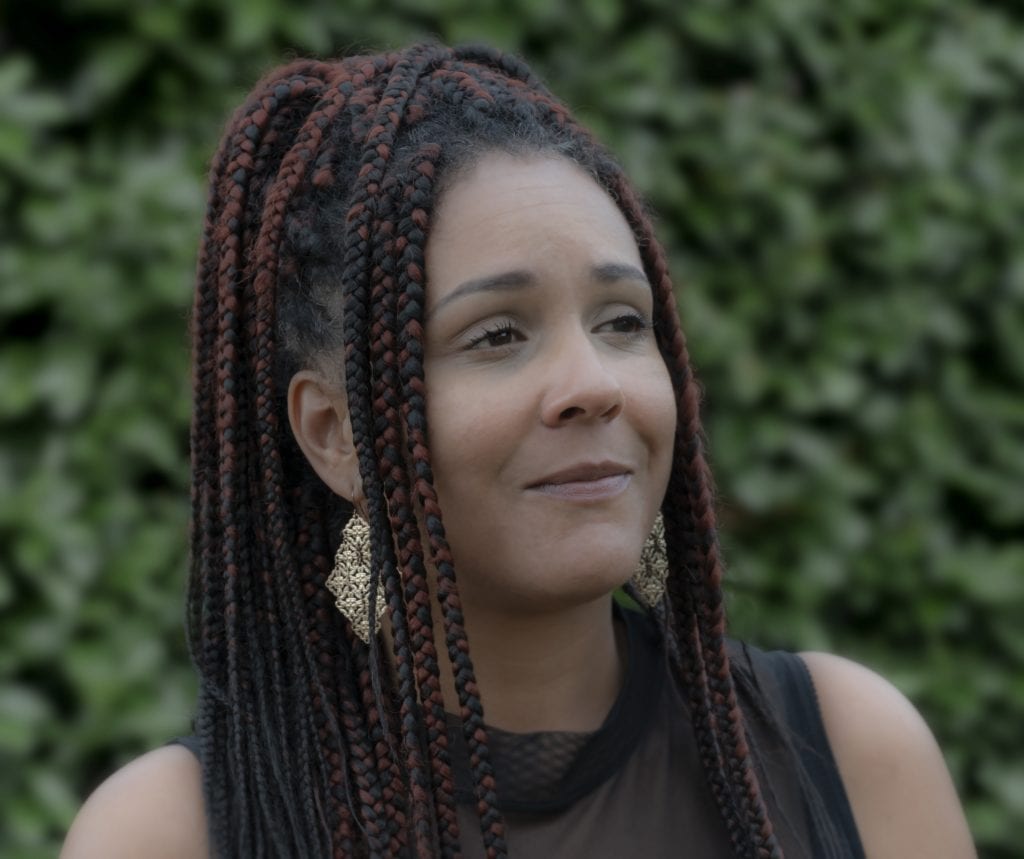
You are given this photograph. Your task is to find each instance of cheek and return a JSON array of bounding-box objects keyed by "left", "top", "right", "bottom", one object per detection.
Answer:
[
  {"left": 644, "top": 365, "right": 678, "bottom": 479},
  {"left": 658, "top": 374, "right": 678, "bottom": 444},
  {"left": 636, "top": 354, "right": 676, "bottom": 422},
  {"left": 423, "top": 380, "right": 518, "bottom": 495}
]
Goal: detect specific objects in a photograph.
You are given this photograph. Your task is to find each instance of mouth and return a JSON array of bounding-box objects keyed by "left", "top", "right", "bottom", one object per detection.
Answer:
[{"left": 526, "top": 461, "right": 633, "bottom": 501}]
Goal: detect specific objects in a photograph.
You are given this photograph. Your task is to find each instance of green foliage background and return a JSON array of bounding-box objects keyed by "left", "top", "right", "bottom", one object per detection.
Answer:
[{"left": 2, "top": 1, "right": 1022, "bottom": 856}]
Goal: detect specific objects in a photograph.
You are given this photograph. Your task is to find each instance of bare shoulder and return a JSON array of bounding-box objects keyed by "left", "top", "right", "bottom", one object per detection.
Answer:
[
  {"left": 61, "top": 744, "right": 209, "bottom": 859},
  {"left": 799, "top": 651, "right": 976, "bottom": 859}
]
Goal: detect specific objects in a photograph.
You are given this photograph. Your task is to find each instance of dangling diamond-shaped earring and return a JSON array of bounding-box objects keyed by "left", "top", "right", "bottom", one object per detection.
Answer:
[
  {"left": 326, "top": 515, "right": 384, "bottom": 642},
  {"left": 631, "top": 513, "right": 668, "bottom": 607}
]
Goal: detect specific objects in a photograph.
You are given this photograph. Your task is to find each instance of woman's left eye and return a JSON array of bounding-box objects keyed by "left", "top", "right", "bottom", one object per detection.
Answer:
[{"left": 598, "top": 312, "right": 653, "bottom": 336}]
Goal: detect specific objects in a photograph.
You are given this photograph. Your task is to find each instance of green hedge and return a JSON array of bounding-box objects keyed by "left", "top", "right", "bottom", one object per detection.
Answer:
[{"left": 2, "top": 2, "right": 1021, "bottom": 856}]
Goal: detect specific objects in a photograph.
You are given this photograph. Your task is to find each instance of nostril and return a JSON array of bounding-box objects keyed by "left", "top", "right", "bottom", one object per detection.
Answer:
[{"left": 558, "top": 405, "right": 586, "bottom": 421}]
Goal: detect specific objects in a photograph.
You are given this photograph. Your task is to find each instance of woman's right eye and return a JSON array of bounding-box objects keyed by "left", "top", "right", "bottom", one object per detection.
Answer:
[{"left": 465, "top": 321, "right": 522, "bottom": 350}]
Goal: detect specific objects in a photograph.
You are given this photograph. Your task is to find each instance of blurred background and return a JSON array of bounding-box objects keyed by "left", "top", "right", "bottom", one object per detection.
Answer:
[{"left": 2, "top": 1, "right": 1022, "bottom": 856}]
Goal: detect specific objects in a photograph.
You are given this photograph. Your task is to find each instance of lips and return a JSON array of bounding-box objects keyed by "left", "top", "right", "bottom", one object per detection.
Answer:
[
  {"left": 526, "top": 461, "right": 633, "bottom": 501},
  {"left": 527, "top": 461, "right": 632, "bottom": 488}
]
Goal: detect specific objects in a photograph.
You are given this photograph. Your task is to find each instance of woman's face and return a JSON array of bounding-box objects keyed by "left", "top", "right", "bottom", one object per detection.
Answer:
[{"left": 423, "top": 152, "right": 676, "bottom": 615}]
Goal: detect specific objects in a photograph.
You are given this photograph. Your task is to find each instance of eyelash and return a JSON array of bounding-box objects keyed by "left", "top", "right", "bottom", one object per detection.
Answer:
[
  {"left": 466, "top": 321, "right": 521, "bottom": 350},
  {"left": 603, "top": 312, "right": 652, "bottom": 336},
  {"left": 464, "top": 312, "right": 653, "bottom": 351}
]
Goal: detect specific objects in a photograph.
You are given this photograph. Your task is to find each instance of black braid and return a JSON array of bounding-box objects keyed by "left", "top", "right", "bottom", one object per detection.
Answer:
[
  {"left": 391, "top": 170, "right": 509, "bottom": 859},
  {"left": 374, "top": 155, "right": 464, "bottom": 858}
]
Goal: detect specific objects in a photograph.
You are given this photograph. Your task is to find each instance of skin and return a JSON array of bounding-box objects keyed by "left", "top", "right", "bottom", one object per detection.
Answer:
[
  {"left": 60, "top": 153, "right": 977, "bottom": 858},
  {"left": 413, "top": 153, "right": 677, "bottom": 731}
]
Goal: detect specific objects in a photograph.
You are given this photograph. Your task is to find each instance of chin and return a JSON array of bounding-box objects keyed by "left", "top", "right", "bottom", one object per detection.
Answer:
[{"left": 468, "top": 556, "right": 638, "bottom": 615}]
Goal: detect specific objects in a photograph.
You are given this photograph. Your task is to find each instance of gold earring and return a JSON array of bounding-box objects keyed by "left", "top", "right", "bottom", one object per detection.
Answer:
[
  {"left": 631, "top": 513, "right": 668, "bottom": 607},
  {"left": 326, "top": 514, "right": 383, "bottom": 642}
]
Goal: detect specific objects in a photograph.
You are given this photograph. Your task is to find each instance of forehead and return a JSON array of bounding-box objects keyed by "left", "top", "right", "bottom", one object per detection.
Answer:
[{"left": 424, "top": 153, "right": 643, "bottom": 301}]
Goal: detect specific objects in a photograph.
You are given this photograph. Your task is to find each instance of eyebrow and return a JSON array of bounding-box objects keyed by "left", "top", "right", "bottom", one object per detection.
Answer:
[
  {"left": 428, "top": 262, "right": 650, "bottom": 317},
  {"left": 592, "top": 262, "right": 649, "bottom": 285}
]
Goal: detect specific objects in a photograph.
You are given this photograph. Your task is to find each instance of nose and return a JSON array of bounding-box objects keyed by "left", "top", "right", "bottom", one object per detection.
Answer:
[{"left": 539, "top": 329, "right": 625, "bottom": 427}]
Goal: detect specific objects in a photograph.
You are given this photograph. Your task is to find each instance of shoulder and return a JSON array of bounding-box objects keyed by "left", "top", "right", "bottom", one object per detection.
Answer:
[
  {"left": 61, "top": 744, "right": 209, "bottom": 859},
  {"left": 799, "top": 651, "right": 977, "bottom": 859}
]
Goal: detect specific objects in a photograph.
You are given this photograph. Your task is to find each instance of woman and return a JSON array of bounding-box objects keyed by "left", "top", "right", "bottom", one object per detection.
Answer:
[{"left": 62, "top": 42, "right": 975, "bottom": 858}]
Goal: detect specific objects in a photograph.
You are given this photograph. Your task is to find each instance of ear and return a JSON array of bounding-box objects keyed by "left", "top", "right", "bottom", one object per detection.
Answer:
[{"left": 287, "top": 369, "right": 365, "bottom": 509}]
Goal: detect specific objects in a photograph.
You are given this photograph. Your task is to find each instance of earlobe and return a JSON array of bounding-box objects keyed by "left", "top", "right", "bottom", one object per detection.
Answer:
[{"left": 287, "top": 370, "right": 364, "bottom": 506}]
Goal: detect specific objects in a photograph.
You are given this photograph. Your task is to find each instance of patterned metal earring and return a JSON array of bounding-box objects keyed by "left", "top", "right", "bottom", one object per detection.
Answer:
[
  {"left": 631, "top": 513, "right": 668, "bottom": 608},
  {"left": 326, "top": 514, "right": 383, "bottom": 642}
]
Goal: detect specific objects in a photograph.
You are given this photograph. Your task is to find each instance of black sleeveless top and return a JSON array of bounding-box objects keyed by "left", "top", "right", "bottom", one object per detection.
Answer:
[{"left": 175, "top": 606, "right": 865, "bottom": 858}]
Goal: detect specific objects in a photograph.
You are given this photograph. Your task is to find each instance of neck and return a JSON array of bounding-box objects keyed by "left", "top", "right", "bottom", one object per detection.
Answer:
[{"left": 440, "top": 595, "right": 626, "bottom": 733}]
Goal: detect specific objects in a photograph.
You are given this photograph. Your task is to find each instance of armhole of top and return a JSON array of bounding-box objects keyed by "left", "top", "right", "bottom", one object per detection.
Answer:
[
  {"left": 168, "top": 734, "right": 202, "bottom": 761},
  {"left": 755, "top": 649, "right": 866, "bottom": 859}
]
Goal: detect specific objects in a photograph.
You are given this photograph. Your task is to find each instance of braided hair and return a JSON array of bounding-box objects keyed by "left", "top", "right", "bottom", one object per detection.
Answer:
[{"left": 188, "top": 41, "right": 785, "bottom": 859}]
